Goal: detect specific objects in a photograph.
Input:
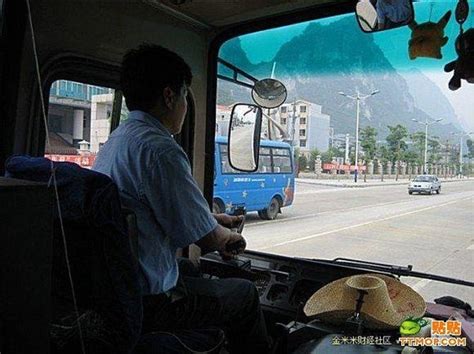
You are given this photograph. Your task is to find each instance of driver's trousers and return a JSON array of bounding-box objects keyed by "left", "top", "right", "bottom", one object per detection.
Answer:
[{"left": 142, "top": 274, "right": 271, "bottom": 354}]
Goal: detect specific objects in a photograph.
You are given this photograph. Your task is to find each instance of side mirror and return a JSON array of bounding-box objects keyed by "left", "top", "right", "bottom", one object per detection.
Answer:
[
  {"left": 355, "top": 0, "right": 414, "bottom": 33},
  {"left": 228, "top": 104, "right": 262, "bottom": 172},
  {"left": 251, "top": 78, "right": 287, "bottom": 109}
]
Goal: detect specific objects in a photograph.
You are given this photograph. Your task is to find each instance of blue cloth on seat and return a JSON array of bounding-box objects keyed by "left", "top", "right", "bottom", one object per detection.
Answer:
[{"left": 5, "top": 155, "right": 142, "bottom": 354}]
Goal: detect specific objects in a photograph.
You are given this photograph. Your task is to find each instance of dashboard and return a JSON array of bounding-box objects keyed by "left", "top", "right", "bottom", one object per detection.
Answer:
[
  {"left": 200, "top": 251, "right": 474, "bottom": 353},
  {"left": 200, "top": 251, "right": 364, "bottom": 318}
]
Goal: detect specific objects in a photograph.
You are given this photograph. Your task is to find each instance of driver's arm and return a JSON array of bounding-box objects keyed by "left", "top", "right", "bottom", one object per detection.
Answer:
[{"left": 195, "top": 224, "right": 246, "bottom": 256}]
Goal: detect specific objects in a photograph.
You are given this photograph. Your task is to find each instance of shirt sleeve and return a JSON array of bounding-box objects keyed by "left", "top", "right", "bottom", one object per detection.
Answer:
[
  {"left": 376, "top": 2, "right": 386, "bottom": 24},
  {"left": 143, "top": 145, "right": 218, "bottom": 249}
]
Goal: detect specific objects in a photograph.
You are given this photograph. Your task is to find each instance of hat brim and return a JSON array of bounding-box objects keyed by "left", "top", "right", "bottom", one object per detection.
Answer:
[{"left": 304, "top": 273, "right": 426, "bottom": 329}]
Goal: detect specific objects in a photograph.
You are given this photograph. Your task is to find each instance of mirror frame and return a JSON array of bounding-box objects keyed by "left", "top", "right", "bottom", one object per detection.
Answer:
[
  {"left": 355, "top": 0, "right": 415, "bottom": 33},
  {"left": 227, "top": 103, "right": 263, "bottom": 173},
  {"left": 251, "top": 78, "right": 288, "bottom": 109}
]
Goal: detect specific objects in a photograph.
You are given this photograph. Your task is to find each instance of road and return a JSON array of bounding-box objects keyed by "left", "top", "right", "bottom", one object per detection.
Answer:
[{"left": 243, "top": 180, "right": 474, "bottom": 304}]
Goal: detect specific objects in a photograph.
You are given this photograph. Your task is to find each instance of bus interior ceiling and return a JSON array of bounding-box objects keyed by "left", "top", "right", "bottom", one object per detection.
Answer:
[{"left": 0, "top": 0, "right": 348, "bottom": 179}]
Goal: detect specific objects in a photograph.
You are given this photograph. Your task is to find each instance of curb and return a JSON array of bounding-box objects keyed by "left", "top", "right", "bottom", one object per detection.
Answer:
[{"left": 295, "top": 178, "right": 470, "bottom": 189}]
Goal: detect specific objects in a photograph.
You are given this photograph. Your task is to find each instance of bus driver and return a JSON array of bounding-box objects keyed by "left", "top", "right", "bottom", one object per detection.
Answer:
[{"left": 93, "top": 44, "right": 271, "bottom": 353}]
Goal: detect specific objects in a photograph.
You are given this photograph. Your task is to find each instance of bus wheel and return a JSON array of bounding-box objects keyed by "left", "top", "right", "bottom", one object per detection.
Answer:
[
  {"left": 258, "top": 197, "right": 280, "bottom": 220},
  {"left": 213, "top": 199, "right": 224, "bottom": 214}
]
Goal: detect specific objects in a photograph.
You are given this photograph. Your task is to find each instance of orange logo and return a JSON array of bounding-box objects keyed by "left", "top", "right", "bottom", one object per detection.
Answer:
[{"left": 431, "top": 320, "right": 462, "bottom": 336}]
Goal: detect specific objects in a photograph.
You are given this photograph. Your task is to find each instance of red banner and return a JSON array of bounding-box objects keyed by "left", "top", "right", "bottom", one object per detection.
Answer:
[
  {"left": 45, "top": 154, "right": 96, "bottom": 168},
  {"left": 323, "top": 163, "right": 367, "bottom": 172}
]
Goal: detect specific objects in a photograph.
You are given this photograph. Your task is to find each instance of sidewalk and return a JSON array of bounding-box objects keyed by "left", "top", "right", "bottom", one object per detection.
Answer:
[{"left": 296, "top": 176, "right": 471, "bottom": 188}]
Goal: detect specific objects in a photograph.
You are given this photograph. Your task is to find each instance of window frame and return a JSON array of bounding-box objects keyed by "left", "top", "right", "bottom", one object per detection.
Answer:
[{"left": 206, "top": 2, "right": 355, "bottom": 204}]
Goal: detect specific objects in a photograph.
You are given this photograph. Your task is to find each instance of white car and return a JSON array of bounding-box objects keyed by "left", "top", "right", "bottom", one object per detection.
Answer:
[{"left": 408, "top": 175, "right": 441, "bottom": 195}]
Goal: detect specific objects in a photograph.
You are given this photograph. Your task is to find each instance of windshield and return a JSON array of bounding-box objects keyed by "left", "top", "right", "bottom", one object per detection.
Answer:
[
  {"left": 216, "top": 0, "right": 474, "bottom": 304},
  {"left": 414, "top": 176, "right": 434, "bottom": 182}
]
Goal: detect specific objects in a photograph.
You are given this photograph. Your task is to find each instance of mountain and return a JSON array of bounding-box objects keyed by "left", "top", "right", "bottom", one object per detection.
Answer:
[
  {"left": 401, "top": 68, "right": 461, "bottom": 129},
  {"left": 218, "top": 16, "right": 462, "bottom": 139}
]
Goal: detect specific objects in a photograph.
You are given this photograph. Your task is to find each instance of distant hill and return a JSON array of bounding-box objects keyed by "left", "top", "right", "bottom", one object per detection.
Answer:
[
  {"left": 218, "top": 16, "right": 461, "bottom": 139},
  {"left": 401, "top": 68, "right": 461, "bottom": 130}
]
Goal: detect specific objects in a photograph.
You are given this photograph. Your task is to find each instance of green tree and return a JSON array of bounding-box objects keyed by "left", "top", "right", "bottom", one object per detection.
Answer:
[
  {"left": 467, "top": 139, "right": 474, "bottom": 177},
  {"left": 466, "top": 139, "right": 474, "bottom": 159},
  {"left": 386, "top": 124, "right": 408, "bottom": 180},
  {"left": 298, "top": 155, "right": 308, "bottom": 172},
  {"left": 360, "top": 126, "right": 377, "bottom": 182},
  {"left": 376, "top": 145, "right": 390, "bottom": 181},
  {"left": 427, "top": 137, "right": 442, "bottom": 165},
  {"left": 411, "top": 132, "right": 426, "bottom": 166},
  {"left": 321, "top": 147, "right": 344, "bottom": 164},
  {"left": 294, "top": 147, "right": 301, "bottom": 176},
  {"left": 308, "top": 148, "right": 320, "bottom": 171},
  {"left": 403, "top": 150, "right": 418, "bottom": 178}
]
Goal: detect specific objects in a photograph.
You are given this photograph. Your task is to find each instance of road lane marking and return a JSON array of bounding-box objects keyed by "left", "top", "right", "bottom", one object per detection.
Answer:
[
  {"left": 246, "top": 199, "right": 406, "bottom": 227},
  {"left": 246, "top": 190, "right": 471, "bottom": 228},
  {"left": 260, "top": 196, "right": 474, "bottom": 250},
  {"left": 411, "top": 279, "right": 432, "bottom": 292},
  {"left": 410, "top": 247, "right": 468, "bottom": 292}
]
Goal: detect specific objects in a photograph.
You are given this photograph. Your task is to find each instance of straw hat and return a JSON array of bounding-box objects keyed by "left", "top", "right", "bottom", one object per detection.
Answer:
[{"left": 304, "top": 274, "right": 426, "bottom": 329}]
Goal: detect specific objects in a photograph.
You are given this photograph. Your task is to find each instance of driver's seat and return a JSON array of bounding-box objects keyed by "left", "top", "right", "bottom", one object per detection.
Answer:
[{"left": 5, "top": 155, "right": 225, "bottom": 354}]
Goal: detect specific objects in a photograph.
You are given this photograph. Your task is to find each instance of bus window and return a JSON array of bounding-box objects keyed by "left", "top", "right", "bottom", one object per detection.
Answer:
[
  {"left": 257, "top": 150, "right": 272, "bottom": 173},
  {"left": 272, "top": 148, "right": 292, "bottom": 173},
  {"left": 45, "top": 80, "right": 127, "bottom": 169},
  {"left": 219, "top": 143, "right": 243, "bottom": 174}
]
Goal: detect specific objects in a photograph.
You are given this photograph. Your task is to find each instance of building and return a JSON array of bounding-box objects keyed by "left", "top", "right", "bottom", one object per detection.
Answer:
[
  {"left": 215, "top": 104, "right": 232, "bottom": 137},
  {"left": 47, "top": 80, "right": 114, "bottom": 154},
  {"left": 277, "top": 99, "right": 331, "bottom": 155}
]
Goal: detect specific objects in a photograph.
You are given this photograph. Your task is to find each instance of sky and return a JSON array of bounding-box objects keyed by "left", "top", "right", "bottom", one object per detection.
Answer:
[{"left": 237, "top": 0, "right": 474, "bottom": 132}]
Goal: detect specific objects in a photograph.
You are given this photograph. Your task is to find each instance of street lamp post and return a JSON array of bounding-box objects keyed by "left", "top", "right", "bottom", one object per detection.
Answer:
[
  {"left": 339, "top": 90, "right": 379, "bottom": 182},
  {"left": 412, "top": 118, "right": 443, "bottom": 174},
  {"left": 451, "top": 132, "right": 474, "bottom": 177}
]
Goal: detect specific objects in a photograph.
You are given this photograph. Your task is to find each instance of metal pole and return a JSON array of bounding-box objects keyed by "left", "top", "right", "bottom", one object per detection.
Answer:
[
  {"left": 291, "top": 101, "right": 296, "bottom": 146},
  {"left": 355, "top": 94, "right": 360, "bottom": 183},
  {"left": 345, "top": 134, "right": 350, "bottom": 164},
  {"left": 459, "top": 136, "right": 463, "bottom": 176},
  {"left": 424, "top": 122, "right": 428, "bottom": 174},
  {"left": 445, "top": 139, "right": 449, "bottom": 179}
]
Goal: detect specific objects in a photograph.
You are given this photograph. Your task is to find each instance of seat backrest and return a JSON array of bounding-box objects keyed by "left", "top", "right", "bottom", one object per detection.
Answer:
[{"left": 5, "top": 156, "right": 142, "bottom": 354}]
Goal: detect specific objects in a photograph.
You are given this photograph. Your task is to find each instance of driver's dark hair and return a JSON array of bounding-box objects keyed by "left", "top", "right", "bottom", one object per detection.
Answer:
[{"left": 121, "top": 44, "right": 192, "bottom": 111}]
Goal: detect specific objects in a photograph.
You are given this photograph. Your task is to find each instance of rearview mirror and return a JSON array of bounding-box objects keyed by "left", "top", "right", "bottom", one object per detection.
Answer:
[
  {"left": 356, "top": 0, "right": 414, "bottom": 33},
  {"left": 251, "top": 78, "right": 287, "bottom": 109},
  {"left": 228, "top": 104, "right": 262, "bottom": 172}
]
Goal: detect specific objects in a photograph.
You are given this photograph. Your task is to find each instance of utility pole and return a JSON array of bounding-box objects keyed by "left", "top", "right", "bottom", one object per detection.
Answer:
[
  {"left": 345, "top": 134, "right": 350, "bottom": 164},
  {"left": 444, "top": 139, "right": 449, "bottom": 179},
  {"left": 329, "top": 127, "right": 335, "bottom": 148},
  {"left": 451, "top": 131, "right": 474, "bottom": 177},
  {"left": 339, "top": 90, "right": 379, "bottom": 182},
  {"left": 412, "top": 118, "right": 443, "bottom": 174},
  {"left": 291, "top": 100, "right": 296, "bottom": 146}
]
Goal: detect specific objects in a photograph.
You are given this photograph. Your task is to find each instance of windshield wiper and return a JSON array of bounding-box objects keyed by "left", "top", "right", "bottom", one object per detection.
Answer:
[{"left": 298, "top": 257, "right": 474, "bottom": 287}]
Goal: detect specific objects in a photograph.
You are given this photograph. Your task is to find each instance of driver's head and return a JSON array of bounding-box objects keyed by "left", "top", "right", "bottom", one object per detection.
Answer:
[{"left": 121, "top": 44, "right": 192, "bottom": 134}]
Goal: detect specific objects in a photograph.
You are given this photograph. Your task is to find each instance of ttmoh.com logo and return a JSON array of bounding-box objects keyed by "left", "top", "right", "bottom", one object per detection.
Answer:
[{"left": 398, "top": 318, "right": 467, "bottom": 347}]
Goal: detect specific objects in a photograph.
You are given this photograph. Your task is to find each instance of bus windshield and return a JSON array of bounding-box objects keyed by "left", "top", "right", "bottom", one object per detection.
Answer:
[{"left": 216, "top": 0, "right": 474, "bottom": 304}]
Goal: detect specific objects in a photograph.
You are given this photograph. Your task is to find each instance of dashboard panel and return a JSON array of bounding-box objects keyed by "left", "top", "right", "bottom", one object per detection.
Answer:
[{"left": 201, "top": 251, "right": 367, "bottom": 319}]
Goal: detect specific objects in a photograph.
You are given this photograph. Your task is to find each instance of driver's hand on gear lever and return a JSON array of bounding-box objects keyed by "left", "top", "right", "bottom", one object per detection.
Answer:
[
  {"left": 219, "top": 231, "right": 247, "bottom": 261},
  {"left": 213, "top": 213, "right": 244, "bottom": 229}
]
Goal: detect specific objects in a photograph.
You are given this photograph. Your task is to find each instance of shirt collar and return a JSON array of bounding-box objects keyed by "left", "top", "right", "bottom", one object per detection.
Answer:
[{"left": 128, "top": 110, "right": 172, "bottom": 137}]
